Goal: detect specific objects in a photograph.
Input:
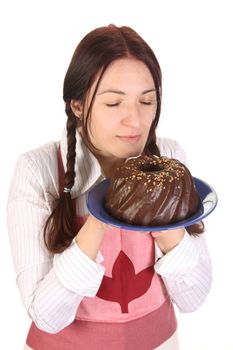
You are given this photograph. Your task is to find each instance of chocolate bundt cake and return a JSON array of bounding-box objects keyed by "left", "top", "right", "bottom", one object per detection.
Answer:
[{"left": 105, "top": 155, "right": 200, "bottom": 226}]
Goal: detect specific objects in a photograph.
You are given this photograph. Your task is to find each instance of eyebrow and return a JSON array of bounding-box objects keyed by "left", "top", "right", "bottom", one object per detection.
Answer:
[{"left": 97, "top": 88, "right": 156, "bottom": 96}]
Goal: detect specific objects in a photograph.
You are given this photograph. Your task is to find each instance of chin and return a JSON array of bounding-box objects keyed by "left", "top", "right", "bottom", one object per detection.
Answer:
[{"left": 118, "top": 149, "right": 143, "bottom": 159}]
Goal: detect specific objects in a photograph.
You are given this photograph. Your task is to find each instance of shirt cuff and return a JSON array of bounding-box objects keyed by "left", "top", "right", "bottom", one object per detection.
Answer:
[
  {"left": 154, "top": 231, "right": 199, "bottom": 281},
  {"left": 53, "top": 240, "right": 105, "bottom": 297}
]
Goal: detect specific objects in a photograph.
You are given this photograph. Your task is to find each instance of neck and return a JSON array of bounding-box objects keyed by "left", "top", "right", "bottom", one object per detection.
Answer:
[{"left": 96, "top": 155, "right": 124, "bottom": 178}]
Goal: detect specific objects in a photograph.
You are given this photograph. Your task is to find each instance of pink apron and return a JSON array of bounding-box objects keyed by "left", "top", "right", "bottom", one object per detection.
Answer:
[{"left": 26, "top": 146, "right": 177, "bottom": 350}]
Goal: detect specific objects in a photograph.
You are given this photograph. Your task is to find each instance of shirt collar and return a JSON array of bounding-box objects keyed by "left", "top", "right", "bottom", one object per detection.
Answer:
[{"left": 60, "top": 127, "right": 102, "bottom": 197}]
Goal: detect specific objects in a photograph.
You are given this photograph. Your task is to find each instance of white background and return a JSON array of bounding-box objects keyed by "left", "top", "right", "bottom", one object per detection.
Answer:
[{"left": 0, "top": 1, "right": 232, "bottom": 349}]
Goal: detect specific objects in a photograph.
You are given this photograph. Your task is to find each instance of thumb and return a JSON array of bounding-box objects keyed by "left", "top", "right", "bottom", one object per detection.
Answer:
[{"left": 150, "top": 231, "right": 161, "bottom": 238}]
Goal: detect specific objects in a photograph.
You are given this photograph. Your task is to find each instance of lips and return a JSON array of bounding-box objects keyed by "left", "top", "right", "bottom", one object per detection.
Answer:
[{"left": 117, "top": 135, "right": 141, "bottom": 144}]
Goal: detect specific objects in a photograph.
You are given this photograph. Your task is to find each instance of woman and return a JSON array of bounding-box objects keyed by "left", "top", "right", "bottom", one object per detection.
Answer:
[{"left": 7, "top": 24, "right": 212, "bottom": 350}]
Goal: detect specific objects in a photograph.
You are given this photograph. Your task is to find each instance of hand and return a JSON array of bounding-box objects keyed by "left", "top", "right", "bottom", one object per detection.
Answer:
[
  {"left": 75, "top": 215, "right": 107, "bottom": 261},
  {"left": 150, "top": 228, "right": 185, "bottom": 254}
]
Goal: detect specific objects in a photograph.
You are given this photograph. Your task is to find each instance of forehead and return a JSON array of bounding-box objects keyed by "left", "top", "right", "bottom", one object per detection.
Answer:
[{"left": 97, "top": 58, "right": 155, "bottom": 92}]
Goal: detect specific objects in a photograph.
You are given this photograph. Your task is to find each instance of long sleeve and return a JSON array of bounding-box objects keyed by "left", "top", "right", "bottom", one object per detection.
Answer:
[
  {"left": 155, "top": 137, "right": 213, "bottom": 311},
  {"left": 7, "top": 152, "right": 105, "bottom": 333},
  {"left": 154, "top": 232, "right": 212, "bottom": 312}
]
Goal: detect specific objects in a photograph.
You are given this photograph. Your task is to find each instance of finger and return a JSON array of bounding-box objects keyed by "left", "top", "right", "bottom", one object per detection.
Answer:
[{"left": 150, "top": 231, "right": 161, "bottom": 238}]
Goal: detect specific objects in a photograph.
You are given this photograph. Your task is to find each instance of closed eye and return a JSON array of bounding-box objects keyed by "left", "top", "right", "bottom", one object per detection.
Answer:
[
  {"left": 140, "top": 101, "right": 153, "bottom": 105},
  {"left": 105, "top": 102, "right": 120, "bottom": 107}
]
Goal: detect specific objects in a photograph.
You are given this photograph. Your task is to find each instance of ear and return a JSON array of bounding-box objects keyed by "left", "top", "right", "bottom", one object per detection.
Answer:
[{"left": 70, "top": 99, "right": 83, "bottom": 119}]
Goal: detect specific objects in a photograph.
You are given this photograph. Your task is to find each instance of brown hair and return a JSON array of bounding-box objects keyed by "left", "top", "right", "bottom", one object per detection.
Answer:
[{"left": 44, "top": 24, "right": 201, "bottom": 254}]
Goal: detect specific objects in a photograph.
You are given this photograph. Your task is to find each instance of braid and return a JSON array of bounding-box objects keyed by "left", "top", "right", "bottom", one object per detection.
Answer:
[
  {"left": 64, "top": 104, "right": 77, "bottom": 190},
  {"left": 43, "top": 105, "right": 77, "bottom": 253},
  {"left": 144, "top": 135, "right": 160, "bottom": 157},
  {"left": 143, "top": 120, "right": 160, "bottom": 157},
  {"left": 144, "top": 120, "right": 204, "bottom": 236}
]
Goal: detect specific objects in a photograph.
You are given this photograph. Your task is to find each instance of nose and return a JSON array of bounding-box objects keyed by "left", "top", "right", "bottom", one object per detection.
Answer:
[{"left": 121, "top": 103, "right": 141, "bottom": 128}]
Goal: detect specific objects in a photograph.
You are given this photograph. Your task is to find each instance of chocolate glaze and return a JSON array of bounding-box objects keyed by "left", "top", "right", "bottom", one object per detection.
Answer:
[{"left": 105, "top": 155, "right": 200, "bottom": 226}]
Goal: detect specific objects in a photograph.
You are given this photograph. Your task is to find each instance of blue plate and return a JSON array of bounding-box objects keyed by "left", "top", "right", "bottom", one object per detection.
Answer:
[{"left": 87, "top": 177, "right": 218, "bottom": 231}]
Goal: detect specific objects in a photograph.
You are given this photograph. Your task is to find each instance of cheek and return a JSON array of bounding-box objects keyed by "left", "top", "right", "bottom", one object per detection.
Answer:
[
  {"left": 89, "top": 118, "right": 115, "bottom": 146},
  {"left": 91, "top": 111, "right": 118, "bottom": 133},
  {"left": 141, "top": 117, "right": 154, "bottom": 133}
]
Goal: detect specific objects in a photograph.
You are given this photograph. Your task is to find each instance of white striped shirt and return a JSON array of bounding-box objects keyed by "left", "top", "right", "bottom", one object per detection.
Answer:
[{"left": 7, "top": 128, "right": 212, "bottom": 333}]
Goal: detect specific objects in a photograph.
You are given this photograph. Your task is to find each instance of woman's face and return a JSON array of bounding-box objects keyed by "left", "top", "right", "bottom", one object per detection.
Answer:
[{"left": 76, "top": 58, "right": 157, "bottom": 161}]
